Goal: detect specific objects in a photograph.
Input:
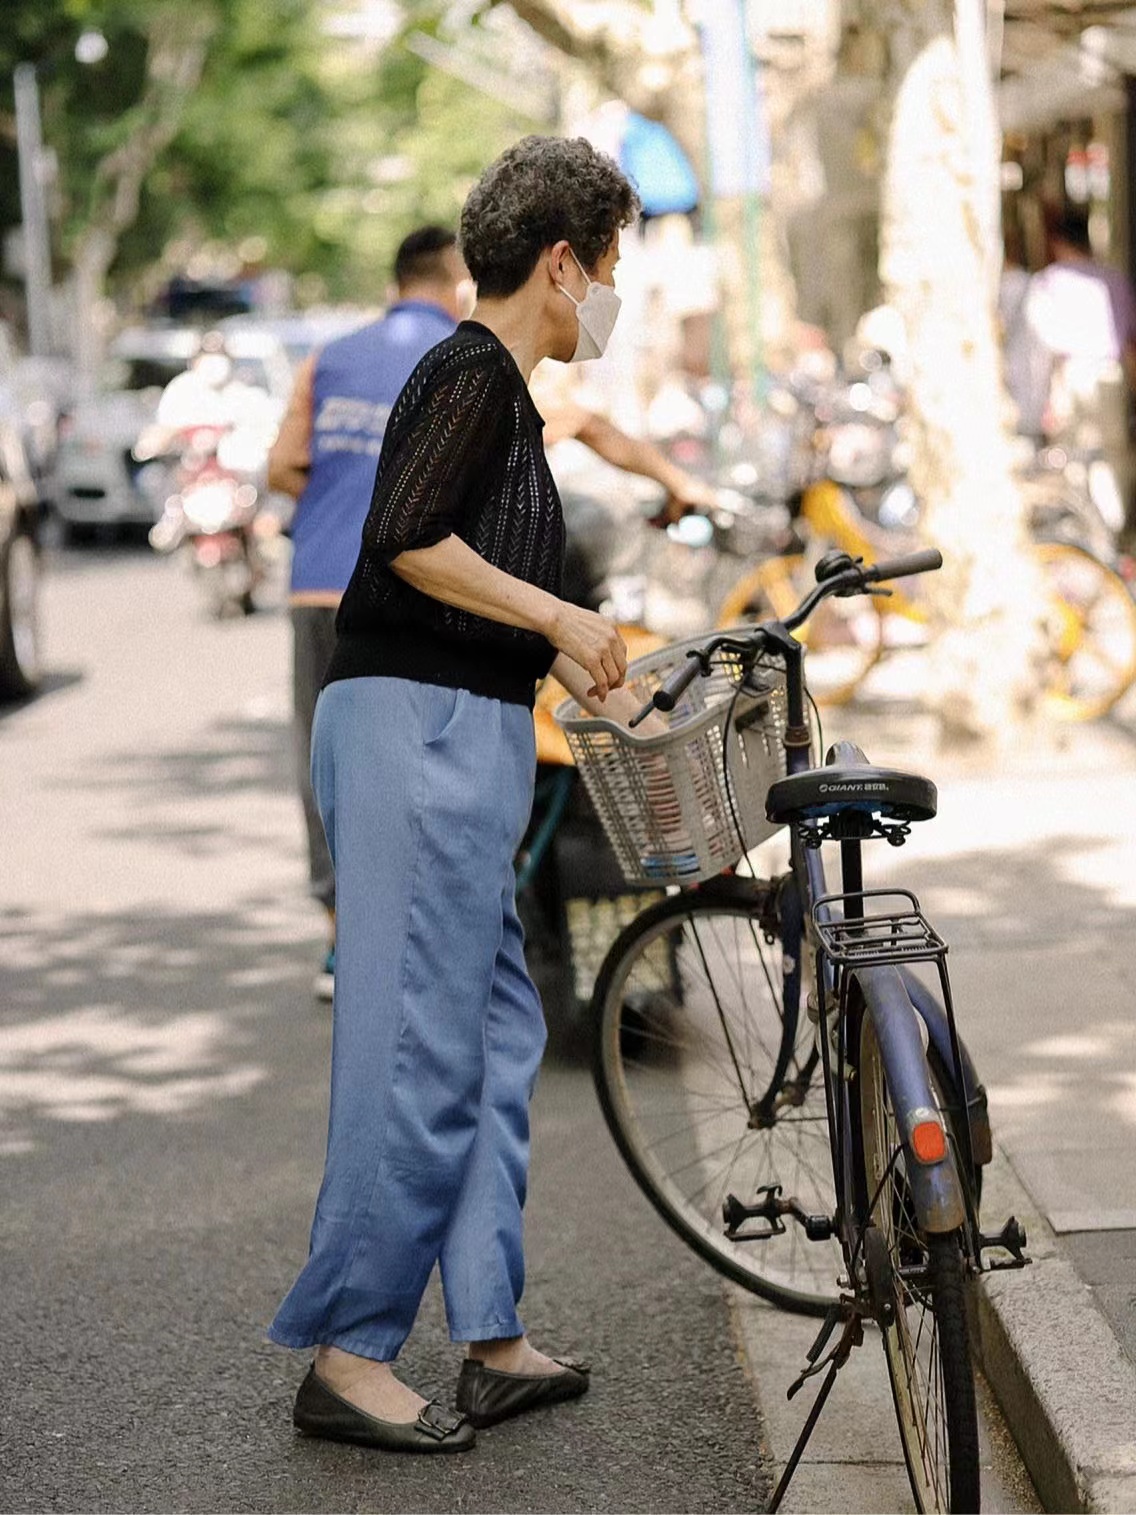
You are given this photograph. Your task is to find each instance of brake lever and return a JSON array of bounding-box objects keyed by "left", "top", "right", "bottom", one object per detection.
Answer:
[{"left": 835, "top": 584, "right": 893, "bottom": 600}]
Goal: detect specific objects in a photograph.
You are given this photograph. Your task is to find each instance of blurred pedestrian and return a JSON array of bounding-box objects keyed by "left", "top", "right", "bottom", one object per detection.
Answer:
[
  {"left": 1026, "top": 208, "right": 1136, "bottom": 536},
  {"left": 266, "top": 228, "right": 467, "bottom": 1000},
  {"left": 998, "top": 230, "right": 1052, "bottom": 441},
  {"left": 268, "top": 134, "right": 645, "bottom": 1453}
]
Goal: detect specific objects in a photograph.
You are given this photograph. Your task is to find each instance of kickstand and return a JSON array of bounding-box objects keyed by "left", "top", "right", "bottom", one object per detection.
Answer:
[{"left": 767, "top": 1313, "right": 864, "bottom": 1513}]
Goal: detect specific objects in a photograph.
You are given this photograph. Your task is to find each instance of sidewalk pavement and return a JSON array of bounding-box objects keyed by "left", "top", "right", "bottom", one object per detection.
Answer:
[
  {"left": 731, "top": 1278, "right": 1041, "bottom": 1513},
  {"left": 821, "top": 684, "right": 1136, "bottom": 1513}
]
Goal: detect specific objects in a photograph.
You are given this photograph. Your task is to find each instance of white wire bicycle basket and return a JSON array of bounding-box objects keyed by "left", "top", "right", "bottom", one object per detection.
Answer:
[{"left": 554, "top": 634, "right": 789, "bottom": 887}]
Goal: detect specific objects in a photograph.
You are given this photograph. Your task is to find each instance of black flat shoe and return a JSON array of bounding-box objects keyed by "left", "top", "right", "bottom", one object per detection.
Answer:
[
  {"left": 454, "top": 1355, "right": 591, "bottom": 1428},
  {"left": 293, "top": 1367, "right": 475, "bottom": 1453}
]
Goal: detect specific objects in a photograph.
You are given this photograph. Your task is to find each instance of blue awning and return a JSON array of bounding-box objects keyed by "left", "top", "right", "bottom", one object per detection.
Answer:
[{"left": 618, "top": 113, "right": 700, "bottom": 217}]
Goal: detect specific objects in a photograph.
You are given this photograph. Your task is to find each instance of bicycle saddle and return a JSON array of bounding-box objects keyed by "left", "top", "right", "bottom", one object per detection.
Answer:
[{"left": 766, "top": 741, "right": 937, "bottom": 826}]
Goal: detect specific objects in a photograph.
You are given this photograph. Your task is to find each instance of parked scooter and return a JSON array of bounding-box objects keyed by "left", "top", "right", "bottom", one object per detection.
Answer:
[{"left": 146, "top": 424, "right": 266, "bottom": 617}]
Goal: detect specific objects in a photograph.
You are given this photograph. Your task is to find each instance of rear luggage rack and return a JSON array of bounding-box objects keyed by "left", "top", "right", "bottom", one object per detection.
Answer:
[{"left": 811, "top": 888, "right": 947, "bottom": 968}]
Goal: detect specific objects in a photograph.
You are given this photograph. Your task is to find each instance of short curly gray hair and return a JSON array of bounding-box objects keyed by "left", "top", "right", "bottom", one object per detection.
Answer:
[{"left": 460, "top": 135, "right": 640, "bottom": 299}]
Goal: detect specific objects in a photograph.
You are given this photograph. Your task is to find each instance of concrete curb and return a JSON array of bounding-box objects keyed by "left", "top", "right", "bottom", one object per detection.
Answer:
[{"left": 976, "top": 1147, "right": 1136, "bottom": 1513}]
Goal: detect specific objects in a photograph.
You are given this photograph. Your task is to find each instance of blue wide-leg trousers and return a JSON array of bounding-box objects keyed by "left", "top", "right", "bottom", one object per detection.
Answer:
[{"left": 268, "top": 676, "right": 547, "bottom": 1361}]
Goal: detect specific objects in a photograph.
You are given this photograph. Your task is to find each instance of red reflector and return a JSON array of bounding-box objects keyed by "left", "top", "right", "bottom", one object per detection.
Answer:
[{"left": 911, "top": 1119, "right": 947, "bottom": 1164}]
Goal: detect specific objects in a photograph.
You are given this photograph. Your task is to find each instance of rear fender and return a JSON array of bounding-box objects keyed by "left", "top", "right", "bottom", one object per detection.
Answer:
[
  {"left": 854, "top": 965, "right": 967, "bottom": 1234},
  {"left": 898, "top": 966, "right": 992, "bottom": 1166}
]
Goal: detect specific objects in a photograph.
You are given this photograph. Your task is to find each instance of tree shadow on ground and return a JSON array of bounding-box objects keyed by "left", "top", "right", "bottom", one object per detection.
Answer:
[
  {"left": 0, "top": 892, "right": 769, "bottom": 1515},
  {"left": 54, "top": 712, "right": 295, "bottom": 805},
  {"left": 0, "top": 896, "right": 312, "bottom": 1157},
  {"left": 30, "top": 711, "right": 301, "bottom": 871}
]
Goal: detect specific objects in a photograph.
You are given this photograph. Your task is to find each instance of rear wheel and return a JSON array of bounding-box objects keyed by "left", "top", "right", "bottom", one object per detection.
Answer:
[
  {"left": 591, "top": 888, "right": 841, "bottom": 1314},
  {"left": 1033, "top": 539, "right": 1136, "bottom": 720},
  {"left": 857, "top": 1010, "right": 980, "bottom": 1513}
]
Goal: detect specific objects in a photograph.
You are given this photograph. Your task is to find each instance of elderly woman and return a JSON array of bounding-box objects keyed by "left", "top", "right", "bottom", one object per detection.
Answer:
[{"left": 268, "top": 137, "right": 644, "bottom": 1453}]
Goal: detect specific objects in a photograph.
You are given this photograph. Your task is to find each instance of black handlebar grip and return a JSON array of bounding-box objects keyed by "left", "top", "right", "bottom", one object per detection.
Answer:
[
  {"left": 653, "top": 652, "right": 704, "bottom": 713},
  {"left": 867, "top": 549, "right": 943, "bottom": 583}
]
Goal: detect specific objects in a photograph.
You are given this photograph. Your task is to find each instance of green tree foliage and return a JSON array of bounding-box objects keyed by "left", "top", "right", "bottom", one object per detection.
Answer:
[{"left": 0, "top": 0, "right": 543, "bottom": 317}]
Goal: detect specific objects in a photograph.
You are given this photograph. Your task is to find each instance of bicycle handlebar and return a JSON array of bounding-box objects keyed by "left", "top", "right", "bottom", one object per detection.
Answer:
[
  {"left": 862, "top": 549, "right": 943, "bottom": 584},
  {"left": 651, "top": 652, "right": 704, "bottom": 714},
  {"left": 628, "top": 548, "right": 944, "bottom": 727}
]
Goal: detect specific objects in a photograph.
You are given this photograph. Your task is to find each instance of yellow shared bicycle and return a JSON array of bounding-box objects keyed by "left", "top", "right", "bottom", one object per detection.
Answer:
[{"left": 717, "top": 475, "right": 1136, "bottom": 720}]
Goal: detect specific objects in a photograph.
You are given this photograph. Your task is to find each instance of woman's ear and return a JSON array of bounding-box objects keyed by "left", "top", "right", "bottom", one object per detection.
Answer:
[{"left": 548, "top": 240, "right": 572, "bottom": 287}]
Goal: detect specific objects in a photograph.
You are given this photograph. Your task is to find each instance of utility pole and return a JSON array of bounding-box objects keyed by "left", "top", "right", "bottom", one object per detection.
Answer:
[
  {"left": 13, "top": 64, "right": 55, "bottom": 357},
  {"left": 698, "top": 0, "right": 769, "bottom": 398}
]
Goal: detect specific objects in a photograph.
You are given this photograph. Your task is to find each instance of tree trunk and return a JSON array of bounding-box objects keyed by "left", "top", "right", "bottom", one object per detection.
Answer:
[
  {"left": 878, "top": 0, "right": 1046, "bottom": 744},
  {"left": 491, "top": 0, "right": 705, "bottom": 167},
  {"left": 68, "top": 9, "right": 212, "bottom": 382}
]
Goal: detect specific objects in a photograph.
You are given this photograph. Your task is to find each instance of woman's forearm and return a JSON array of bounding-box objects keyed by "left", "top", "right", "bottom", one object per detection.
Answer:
[
  {"left": 390, "top": 534, "right": 559, "bottom": 636},
  {"left": 394, "top": 535, "right": 628, "bottom": 699},
  {"left": 575, "top": 412, "right": 700, "bottom": 499}
]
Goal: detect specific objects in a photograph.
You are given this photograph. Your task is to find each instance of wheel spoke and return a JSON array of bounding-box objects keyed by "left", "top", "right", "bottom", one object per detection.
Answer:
[{"left": 594, "top": 897, "right": 841, "bottom": 1311}]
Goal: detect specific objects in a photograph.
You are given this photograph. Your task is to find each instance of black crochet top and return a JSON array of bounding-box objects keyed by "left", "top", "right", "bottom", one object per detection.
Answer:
[{"left": 324, "top": 321, "right": 564, "bottom": 708}]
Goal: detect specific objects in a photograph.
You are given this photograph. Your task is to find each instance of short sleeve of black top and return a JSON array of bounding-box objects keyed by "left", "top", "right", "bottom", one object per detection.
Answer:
[{"left": 324, "top": 321, "right": 565, "bottom": 709}]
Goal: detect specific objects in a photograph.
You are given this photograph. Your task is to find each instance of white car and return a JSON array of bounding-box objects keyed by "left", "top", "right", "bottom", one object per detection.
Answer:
[{"left": 53, "top": 326, "right": 290, "bottom": 537}]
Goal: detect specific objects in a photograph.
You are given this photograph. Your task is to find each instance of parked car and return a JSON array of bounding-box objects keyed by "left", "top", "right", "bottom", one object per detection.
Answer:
[
  {"left": 0, "top": 321, "right": 72, "bottom": 489},
  {"left": 52, "top": 325, "right": 291, "bottom": 537},
  {"left": 0, "top": 417, "right": 43, "bottom": 700}
]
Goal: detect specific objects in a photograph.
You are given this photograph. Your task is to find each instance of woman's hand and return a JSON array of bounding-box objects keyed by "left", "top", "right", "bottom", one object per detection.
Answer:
[
  {"left": 550, "top": 653, "right": 671, "bottom": 737},
  {"left": 546, "top": 602, "right": 627, "bottom": 699}
]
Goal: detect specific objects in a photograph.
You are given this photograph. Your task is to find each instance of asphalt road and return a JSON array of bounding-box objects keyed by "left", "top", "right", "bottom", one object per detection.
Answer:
[{"left": 0, "top": 543, "right": 769, "bottom": 1513}]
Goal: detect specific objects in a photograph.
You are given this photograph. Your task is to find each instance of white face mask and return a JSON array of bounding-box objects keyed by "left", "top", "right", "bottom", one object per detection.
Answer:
[{"left": 558, "top": 248, "right": 621, "bottom": 362}]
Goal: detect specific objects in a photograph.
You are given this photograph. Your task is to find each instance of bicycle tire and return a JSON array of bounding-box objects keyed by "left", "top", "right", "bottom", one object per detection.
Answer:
[
  {"left": 856, "top": 1008, "right": 980, "bottom": 1513},
  {"left": 1032, "top": 539, "right": 1136, "bottom": 721},
  {"left": 716, "top": 553, "right": 884, "bottom": 706},
  {"left": 591, "top": 888, "right": 842, "bottom": 1315}
]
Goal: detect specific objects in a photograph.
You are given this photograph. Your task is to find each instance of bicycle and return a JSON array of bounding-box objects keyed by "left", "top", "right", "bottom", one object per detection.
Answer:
[
  {"left": 716, "top": 446, "right": 1136, "bottom": 721},
  {"left": 556, "top": 549, "right": 1029, "bottom": 1513}
]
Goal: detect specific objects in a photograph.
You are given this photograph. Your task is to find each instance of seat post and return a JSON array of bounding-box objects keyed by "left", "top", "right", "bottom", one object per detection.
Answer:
[{"left": 840, "top": 838, "right": 864, "bottom": 919}]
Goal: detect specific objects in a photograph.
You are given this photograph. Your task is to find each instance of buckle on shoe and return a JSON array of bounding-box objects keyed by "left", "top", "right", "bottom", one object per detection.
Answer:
[{"left": 417, "top": 1401, "right": 464, "bottom": 1440}]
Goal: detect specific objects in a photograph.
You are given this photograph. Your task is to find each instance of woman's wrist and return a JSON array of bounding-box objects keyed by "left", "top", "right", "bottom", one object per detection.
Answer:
[{"left": 527, "top": 588, "right": 562, "bottom": 641}]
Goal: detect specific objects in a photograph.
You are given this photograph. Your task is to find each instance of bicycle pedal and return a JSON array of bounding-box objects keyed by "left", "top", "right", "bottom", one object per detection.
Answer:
[
  {"left": 723, "top": 1187, "right": 786, "bottom": 1240},
  {"left": 979, "top": 1215, "right": 1031, "bottom": 1271}
]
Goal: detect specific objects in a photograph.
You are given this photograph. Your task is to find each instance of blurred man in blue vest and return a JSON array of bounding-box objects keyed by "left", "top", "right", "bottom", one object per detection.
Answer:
[{"left": 268, "top": 226, "right": 468, "bottom": 1000}]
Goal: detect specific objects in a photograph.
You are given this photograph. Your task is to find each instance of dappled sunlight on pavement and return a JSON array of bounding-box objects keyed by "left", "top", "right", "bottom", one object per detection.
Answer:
[{"left": 0, "top": 900, "right": 311, "bottom": 1155}]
